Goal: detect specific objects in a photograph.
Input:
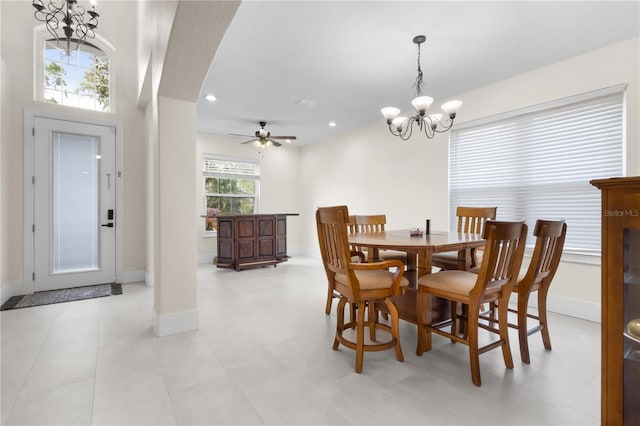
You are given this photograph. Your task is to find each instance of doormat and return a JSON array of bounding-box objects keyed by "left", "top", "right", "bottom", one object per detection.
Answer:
[{"left": 0, "top": 283, "right": 122, "bottom": 311}]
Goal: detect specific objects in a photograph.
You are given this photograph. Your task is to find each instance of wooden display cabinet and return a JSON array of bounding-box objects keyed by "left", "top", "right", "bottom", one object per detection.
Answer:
[
  {"left": 591, "top": 177, "right": 640, "bottom": 426},
  {"left": 215, "top": 213, "right": 297, "bottom": 271}
]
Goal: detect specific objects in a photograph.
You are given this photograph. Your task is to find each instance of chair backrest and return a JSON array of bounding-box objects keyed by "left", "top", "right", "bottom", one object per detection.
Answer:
[
  {"left": 521, "top": 219, "right": 567, "bottom": 290},
  {"left": 316, "top": 206, "right": 352, "bottom": 277},
  {"left": 353, "top": 214, "right": 386, "bottom": 233},
  {"left": 347, "top": 215, "right": 357, "bottom": 235},
  {"left": 472, "top": 220, "right": 527, "bottom": 298},
  {"left": 456, "top": 206, "right": 497, "bottom": 235}
]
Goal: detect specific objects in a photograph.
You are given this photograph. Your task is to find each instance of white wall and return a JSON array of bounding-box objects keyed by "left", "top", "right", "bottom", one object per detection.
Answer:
[
  {"left": 299, "top": 37, "right": 640, "bottom": 322},
  {"left": 196, "top": 133, "right": 303, "bottom": 263},
  {"left": 0, "top": 3, "right": 5, "bottom": 299},
  {"left": 0, "top": 1, "right": 146, "bottom": 301}
]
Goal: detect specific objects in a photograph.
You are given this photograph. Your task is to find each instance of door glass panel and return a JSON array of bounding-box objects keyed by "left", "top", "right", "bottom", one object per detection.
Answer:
[
  {"left": 623, "top": 228, "right": 640, "bottom": 425},
  {"left": 51, "top": 132, "right": 101, "bottom": 273}
]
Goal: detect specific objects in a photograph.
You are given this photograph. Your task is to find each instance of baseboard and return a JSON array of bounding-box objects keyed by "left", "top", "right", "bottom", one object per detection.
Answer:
[
  {"left": 145, "top": 271, "right": 154, "bottom": 287},
  {"left": 122, "top": 269, "right": 145, "bottom": 284},
  {"left": 294, "top": 247, "right": 320, "bottom": 258},
  {"left": 509, "top": 293, "right": 600, "bottom": 323},
  {"left": 197, "top": 253, "right": 214, "bottom": 264},
  {"left": 153, "top": 308, "right": 199, "bottom": 337},
  {"left": 1, "top": 281, "right": 27, "bottom": 306}
]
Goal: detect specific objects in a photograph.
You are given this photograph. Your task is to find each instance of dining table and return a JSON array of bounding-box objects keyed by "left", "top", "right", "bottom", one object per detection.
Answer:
[{"left": 348, "top": 229, "right": 486, "bottom": 325}]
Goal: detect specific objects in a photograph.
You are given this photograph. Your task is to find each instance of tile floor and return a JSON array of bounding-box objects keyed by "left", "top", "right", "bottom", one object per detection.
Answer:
[{"left": 1, "top": 256, "right": 600, "bottom": 425}]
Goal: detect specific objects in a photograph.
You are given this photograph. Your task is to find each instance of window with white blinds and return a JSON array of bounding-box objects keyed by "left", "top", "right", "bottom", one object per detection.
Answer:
[
  {"left": 202, "top": 156, "right": 260, "bottom": 232},
  {"left": 449, "top": 86, "right": 624, "bottom": 258}
]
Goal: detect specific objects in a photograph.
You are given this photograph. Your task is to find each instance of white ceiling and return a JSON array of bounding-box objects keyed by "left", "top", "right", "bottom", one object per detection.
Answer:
[{"left": 196, "top": 1, "right": 640, "bottom": 146}]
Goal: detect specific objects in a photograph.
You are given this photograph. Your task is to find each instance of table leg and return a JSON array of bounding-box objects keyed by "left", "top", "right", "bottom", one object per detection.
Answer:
[
  {"left": 457, "top": 248, "right": 473, "bottom": 270},
  {"left": 406, "top": 252, "right": 417, "bottom": 271},
  {"left": 417, "top": 248, "right": 433, "bottom": 277}
]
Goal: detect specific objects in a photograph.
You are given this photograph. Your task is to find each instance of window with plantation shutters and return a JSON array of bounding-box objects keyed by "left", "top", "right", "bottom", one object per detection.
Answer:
[
  {"left": 449, "top": 85, "right": 624, "bottom": 259},
  {"left": 202, "top": 156, "right": 260, "bottom": 232}
]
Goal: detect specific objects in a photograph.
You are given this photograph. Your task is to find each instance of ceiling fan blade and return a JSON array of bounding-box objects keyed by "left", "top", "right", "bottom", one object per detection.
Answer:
[
  {"left": 267, "top": 139, "right": 282, "bottom": 147},
  {"left": 270, "top": 136, "right": 297, "bottom": 140},
  {"left": 229, "top": 133, "right": 255, "bottom": 138},
  {"left": 241, "top": 139, "right": 259, "bottom": 145}
]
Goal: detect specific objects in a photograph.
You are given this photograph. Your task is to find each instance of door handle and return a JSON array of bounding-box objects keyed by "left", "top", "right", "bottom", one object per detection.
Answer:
[{"left": 101, "top": 223, "right": 114, "bottom": 228}]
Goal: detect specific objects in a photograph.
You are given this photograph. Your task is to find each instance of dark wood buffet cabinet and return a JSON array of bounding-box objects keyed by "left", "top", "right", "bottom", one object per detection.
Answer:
[
  {"left": 591, "top": 177, "right": 640, "bottom": 426},
  {"left": 215, "top": 214, "right": 298, "bottom": 271}
]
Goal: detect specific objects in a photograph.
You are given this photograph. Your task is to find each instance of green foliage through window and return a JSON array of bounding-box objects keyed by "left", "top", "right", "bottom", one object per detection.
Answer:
[
  {"left": 43, "top": 40, "right": 110, "bottom": 112},
  {"left": 203, "top": 158, "right": 260, "bottom": 231}
]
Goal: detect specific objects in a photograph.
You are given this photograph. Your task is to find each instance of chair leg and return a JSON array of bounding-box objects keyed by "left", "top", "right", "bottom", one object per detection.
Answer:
[
  {"left": 498, "top": 298, "right": 515, "bottom": 370},
  {"left": 450, "top": 301, "right": 458, "bottom": 342},
  {"left": 416, "top": 291, "right": 432, "bottom": 356},
  {"left": 538, "top": 288, "right": 552, "bottom": 351},
  {"left": 355, "top": 300, "right": 366, "bottom": 373},
  {"left": 333, "top": 296, "right": 348, "bottom": 350},
  {"left": 517, "top": 292, "right": 531, "bottom": 364},
  {"left": 325, "top": 285, "right": 334, "bottom": 315},
  {"left": 368, "top": 301, "right": 377, "bottom": 342},
  {"left": 385, "top": 297, "right": 404, "bottom": 362},
  {"left": 467, "top": 308, "right": 482, "bottom": 387}
]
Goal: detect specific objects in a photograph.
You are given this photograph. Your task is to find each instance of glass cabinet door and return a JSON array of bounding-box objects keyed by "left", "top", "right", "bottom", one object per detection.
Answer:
[{"left": 623, "top": 228, "right": 640, "bottom": 425}]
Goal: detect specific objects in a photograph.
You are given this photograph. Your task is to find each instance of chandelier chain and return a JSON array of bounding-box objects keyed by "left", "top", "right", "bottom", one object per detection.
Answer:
[{"left": 413, "top": 42, "right": 424, "bottom": 97}]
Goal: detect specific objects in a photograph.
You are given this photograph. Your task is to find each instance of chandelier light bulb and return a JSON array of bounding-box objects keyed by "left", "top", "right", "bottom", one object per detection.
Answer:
[
  {"left": 441, "top": 100, "right": 463, "bottom": 117},
  {"left": 381, "top": 107, "right": 401, "bottom": 124},
  {"left": 427, "top": 113, "right": 442, "bottom": 130},
  {"left": 392, "top": 116, "right": 407, "bottom": 130},
  {"left": 411, "top": 96, "right": 434, "bottom": 114}
]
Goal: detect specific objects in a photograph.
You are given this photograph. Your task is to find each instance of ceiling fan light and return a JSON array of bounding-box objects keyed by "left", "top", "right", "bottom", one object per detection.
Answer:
[
  {"left": 441, "top": 100, "right": 463, "bottom": 116},
  {"left": 411, "top": 96, "right": 434, "bottom": 114},
  {"left": 381, "top": 107, "right": 401, "bottom": 123}
]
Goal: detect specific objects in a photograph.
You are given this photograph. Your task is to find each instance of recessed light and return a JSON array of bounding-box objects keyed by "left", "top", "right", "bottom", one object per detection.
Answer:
[
  {"left": 329, "top": 122, "right": 337, "bottom": 127},
  {"left": 294, "top": 99, "right": 316, "bottom": 108},
  {"left": 205, "top": 94, "right": 217, "bottom": 102}
]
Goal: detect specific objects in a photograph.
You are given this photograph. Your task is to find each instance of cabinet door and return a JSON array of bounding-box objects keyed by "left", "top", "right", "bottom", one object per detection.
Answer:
[
  {"left": 257, "top": 216, "right": 275, "bottom": 259},
  {"left": 217, "top": 218, "right": 234, "bottom": 263},
  {"left": 276, "top": 216, "right": 288, "bottom": 257},
  {"left": 603, "top": 190, "right": 640, "bottom": 425},
  {"left": 236, "top": 217, "right": 256, "bottom": 261}
]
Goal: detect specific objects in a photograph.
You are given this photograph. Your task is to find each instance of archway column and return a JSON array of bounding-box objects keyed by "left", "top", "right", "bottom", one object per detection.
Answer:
[{"left": 152, "top": 95, "right": 198, "bottom": 337}]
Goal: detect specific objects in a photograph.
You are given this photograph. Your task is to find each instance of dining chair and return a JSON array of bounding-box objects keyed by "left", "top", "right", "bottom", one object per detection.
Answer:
[
  {"left": 482, "top": 219, "right": 567, "bottom": 364},
  {"left": 416, "top": 220, "right": 527, "bottom": 386},
  {"left": 321, "top": 215, "right": 363, "bottom": 315},
  {"left": 431, "top": 206, "right": 497, "bottom": 271},
  {"left": 352, "top": 214, "right": 408, "bottom": 263},
  {"left": 316, "top": 205, "right": 408, "bottom": 373}
]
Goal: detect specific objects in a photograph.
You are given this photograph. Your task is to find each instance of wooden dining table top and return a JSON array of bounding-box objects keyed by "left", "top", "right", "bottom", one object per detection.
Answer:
[
  {"left": 348, "top": 229, "right": 486, "bottom": 326},
  {"left": 348, "top": 229, "right": 485, "bottom": 253}
]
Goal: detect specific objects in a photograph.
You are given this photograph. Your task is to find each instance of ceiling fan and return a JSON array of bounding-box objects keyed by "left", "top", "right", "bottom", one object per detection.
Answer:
[{"left": 229, "top": 121, "right": 297, "bottom": 147}]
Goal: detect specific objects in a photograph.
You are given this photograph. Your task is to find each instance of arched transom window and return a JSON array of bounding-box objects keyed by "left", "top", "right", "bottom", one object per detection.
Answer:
[{"left": 43, "top": 38, "right": 111, "bottom": 112}]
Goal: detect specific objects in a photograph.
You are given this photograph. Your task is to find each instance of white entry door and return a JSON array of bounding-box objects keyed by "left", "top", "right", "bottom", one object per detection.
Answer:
[{"left": 33, "top": 117, "right": 116, "bottom": 291}]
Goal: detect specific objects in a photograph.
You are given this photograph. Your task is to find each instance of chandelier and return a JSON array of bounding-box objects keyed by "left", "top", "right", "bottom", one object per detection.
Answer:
[
  {"left": 32, "top": 0, "right": 99, "bottom": 57},
  {"left": 381, "top": 35, "right": 462, "bottom": 140}
]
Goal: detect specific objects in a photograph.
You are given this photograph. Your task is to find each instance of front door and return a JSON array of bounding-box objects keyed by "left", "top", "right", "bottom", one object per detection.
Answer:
[{"left": 33, "top": 117, "right": 116, "bottom": 291}]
